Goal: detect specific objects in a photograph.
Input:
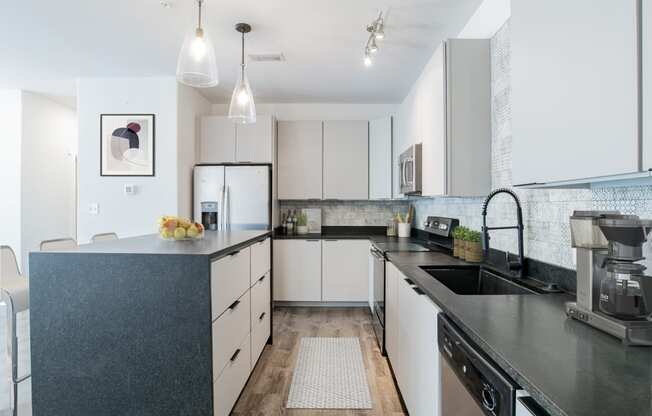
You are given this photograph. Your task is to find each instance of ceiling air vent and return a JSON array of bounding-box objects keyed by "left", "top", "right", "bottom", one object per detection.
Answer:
[{"left": 248, "top": 53, "right": 286, "bottom": 63}]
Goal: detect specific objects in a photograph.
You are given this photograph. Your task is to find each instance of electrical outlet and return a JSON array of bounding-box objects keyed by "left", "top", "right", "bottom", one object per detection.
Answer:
[
  {"left": 89, "top": 203, "right": 99, "bottom": 215},
  {"left": 124, "top": 184, "right": 136, "bottom": 196}
]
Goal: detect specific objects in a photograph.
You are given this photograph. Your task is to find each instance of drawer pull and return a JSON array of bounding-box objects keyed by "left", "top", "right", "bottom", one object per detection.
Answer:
[
  {"left": 230, "top": 348, "right": 241, "bottom": 362},
  {"left": 258, "top": 275, "right": 266, "bottom": 284},
  {"left": 229, "top": 250, "right": 241, "bottom": 257},
  {"left": 404, "top": 278, "right": 415, "bottom": 285},
  {"left": 259, "top": 312, "right": 266, "bottom": 321},
  {"left": 228, "top": 300, "right": 241, "bottom": 310},
  {"left": 412, "top": 286, "right": 425, "bottom": 296}
]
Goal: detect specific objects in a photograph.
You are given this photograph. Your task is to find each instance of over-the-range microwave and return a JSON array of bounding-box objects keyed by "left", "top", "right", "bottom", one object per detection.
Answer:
[{"left": 399, "top": 143, "right": 422, "bottom": 195}]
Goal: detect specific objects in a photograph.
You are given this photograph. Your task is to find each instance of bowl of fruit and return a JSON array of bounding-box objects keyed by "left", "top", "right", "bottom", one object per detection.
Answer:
[{"left": 158, "top": 216, "right": 205, "bottom": 241}]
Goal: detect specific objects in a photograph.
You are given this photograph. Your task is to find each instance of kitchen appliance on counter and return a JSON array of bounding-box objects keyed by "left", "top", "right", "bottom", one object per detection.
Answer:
[
  {"left": 399, "top": 143, "right": 422, "bottom": 195},
  {"left": 566, "top": 211, "right": 652, "bottom": 345},
  {"left": 194, "top": 164, "right": 271, "bottom": 230},
  {"left": 370, "top": 216, "right": 458, "bottom": 354},
  {"left": 438, "top": 315, "right": 549, "bottom": 416}
]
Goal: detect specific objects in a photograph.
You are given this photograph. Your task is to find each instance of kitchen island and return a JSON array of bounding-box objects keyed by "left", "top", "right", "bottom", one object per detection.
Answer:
[{"left": 29, "top": 230, "right": 272, "bottom": 416}]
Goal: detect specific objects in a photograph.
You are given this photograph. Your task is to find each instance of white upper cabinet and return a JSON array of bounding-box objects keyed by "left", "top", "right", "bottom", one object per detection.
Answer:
[
  {"left": 323, "top": 121, "right": 369, "bottom": 200},
  {"left": 399, "top": 40, "right": 491, "bottom": 197},
  {"left": 512, "top": 0, "right": 640, "bottom": 185},
  {"left": 277, "top": 121, "right": 323, "bottom": 200},
  {"left": 200, "top": 116, "right": 236, "bottom": 163},
  {"left": 644, "top": 0, "right": 652, "bottom": 171},
  {"left": 236, "top": 115, "right": 274, "bottom": 163},
  {"left": 369, "top": 116, "right": 393, "bottom": 199},
  {"left": 200, "top": 115, "right": 274, "bottom": 164}
]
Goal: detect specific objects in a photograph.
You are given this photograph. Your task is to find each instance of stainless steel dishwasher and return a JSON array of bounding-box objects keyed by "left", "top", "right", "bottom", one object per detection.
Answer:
[{"left": 438, "top": 314, "right": 550, "bottom": 416}]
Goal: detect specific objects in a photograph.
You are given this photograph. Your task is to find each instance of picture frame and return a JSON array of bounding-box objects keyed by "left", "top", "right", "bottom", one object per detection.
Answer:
[{"left": 100, "top": 114, "right": 155, "bottom": 176}]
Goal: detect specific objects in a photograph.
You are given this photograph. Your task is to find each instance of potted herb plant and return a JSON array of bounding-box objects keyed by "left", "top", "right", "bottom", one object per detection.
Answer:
[
  {"left": 296, "top": 211, "right": 309, "bottom": 235},
  {"left": 452, "top": 226, "right": 466, "bottom": 258},
  {"left": 465, "top": 230, "right": 483, "bottom": 263}
]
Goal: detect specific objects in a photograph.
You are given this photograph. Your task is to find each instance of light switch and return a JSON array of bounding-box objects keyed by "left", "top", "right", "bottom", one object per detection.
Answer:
[
  {"left": 89, "top": 203, "right": 99, "bottom": 215},
  {"left": 124, "top": 184, "right": 136, "bottom": 196}
]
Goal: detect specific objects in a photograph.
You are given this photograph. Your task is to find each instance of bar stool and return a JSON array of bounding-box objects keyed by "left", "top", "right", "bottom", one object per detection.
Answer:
[
  {"left": 0, "top": 246, "right": 30, "bottom": 416},
  {"left": 91, "top": 232, "right": 118, "bottom": 243},
  {"left": 39, "top": 238, "right": 77, "bottom": 251}
]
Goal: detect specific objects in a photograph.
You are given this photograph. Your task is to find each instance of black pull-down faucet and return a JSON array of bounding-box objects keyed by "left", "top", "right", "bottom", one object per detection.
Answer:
[{"left": 481, "top": 188, "right": 525, "bottom": 278}]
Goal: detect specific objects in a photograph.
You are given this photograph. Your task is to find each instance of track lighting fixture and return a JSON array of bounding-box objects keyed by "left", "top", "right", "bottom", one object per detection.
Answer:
[{"left": 363, "top": 11, "right": 385, "bottom": 67}]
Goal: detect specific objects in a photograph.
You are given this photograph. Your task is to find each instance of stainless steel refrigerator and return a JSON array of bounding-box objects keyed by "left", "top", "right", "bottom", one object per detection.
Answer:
[{"left": 193, "top": 164, "right": 271, "bottom": 230}]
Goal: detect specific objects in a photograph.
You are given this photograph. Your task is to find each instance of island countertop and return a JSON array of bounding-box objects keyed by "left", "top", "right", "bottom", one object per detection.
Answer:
[{"left": 44, "top": 229, "right": 271, "bottom": 258}]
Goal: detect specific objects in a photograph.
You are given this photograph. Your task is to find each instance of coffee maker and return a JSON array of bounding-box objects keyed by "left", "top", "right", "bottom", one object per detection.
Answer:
[{"left": 566, "top": 211, "right": 652, "bottom": 345}]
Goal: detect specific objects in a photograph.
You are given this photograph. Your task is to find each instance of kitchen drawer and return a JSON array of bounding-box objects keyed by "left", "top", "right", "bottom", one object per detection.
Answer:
[
  {"left": 211, "top": 247, "right": 251, "bottom": 320},
  {"left": 251, "top": 298, "right": 271, "bottom": 366},
  {"left": 213, "top": 333, "right": 251, "bottom": 416},
  {"left": 251, "top": 271, "right": 270, "bottom": 324},
  {"left": 212, "top": 290, "right": 251, "bottom": 380},
  {"left": 250, "top": 238, "right": 271, "bottom": 286}
]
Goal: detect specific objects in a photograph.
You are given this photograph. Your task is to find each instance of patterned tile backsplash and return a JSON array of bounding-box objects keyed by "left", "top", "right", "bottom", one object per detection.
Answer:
[
  {"left": 413, "top": 20, "right": 652, "bottom": 271},
  {"left": 279, "top": 200, "right": 410, "bottom": 227}
]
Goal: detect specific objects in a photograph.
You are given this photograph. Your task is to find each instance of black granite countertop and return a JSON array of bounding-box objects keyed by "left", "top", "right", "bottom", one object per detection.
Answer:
[
  {"left": 387, "top": 251, "right": 652, "bottom": 416},
  {"left": 46, "top": 230, "right": 271, "bottom": 258},
  {"left": 273, "top": 225, "right": 389, "bottom": 240}
]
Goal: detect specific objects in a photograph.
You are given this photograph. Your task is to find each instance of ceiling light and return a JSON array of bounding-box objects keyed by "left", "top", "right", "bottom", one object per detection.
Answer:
[
  {"left": 374, "top": 22, "right": 385, "bottom": 40},
  {"left": 362, "top": 11, "right": 385, "bottom": 65},
  {"left": 228, "top": 23, "right": 256, "bottom": 124},
  {"left": 364, "top": 54, "right": 373, "bottom": 67},
  {"left": 176, "top": 0, "right": 219, "bottom": 88}
]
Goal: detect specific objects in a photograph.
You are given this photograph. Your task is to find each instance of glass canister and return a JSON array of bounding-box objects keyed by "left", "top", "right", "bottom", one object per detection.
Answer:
[{"left": 386, "top": 220, "right": 397, "bottom": 237}]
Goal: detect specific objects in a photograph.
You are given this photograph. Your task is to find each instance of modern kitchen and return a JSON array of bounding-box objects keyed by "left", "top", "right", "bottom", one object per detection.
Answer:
[{"left": 2, "top": 0, "right": 652, "bottom": 415}]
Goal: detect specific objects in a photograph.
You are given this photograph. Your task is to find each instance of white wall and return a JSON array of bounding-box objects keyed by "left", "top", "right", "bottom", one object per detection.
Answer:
[
  {"left": 20, "top": 92, "right": 77, "bottom": 272},
  {"left": 0, "top": 90, "right": 22, "bottom": 268},
  {"left": 77, "top": 77, "right": 179, "bottom": 242},
  {"left": 212, "top": 103, "right": 398, "bottom": 121},
  {"left": 177, "top": 84, "right": 211, "bottom": 219}
]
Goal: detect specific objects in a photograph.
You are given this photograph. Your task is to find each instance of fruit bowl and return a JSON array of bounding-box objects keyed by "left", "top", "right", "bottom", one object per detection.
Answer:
[{"left": 157, "top": 216, "right": 205, "bottom": 241}]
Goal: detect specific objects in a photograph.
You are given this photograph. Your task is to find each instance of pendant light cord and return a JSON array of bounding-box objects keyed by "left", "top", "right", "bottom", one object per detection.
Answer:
[
  {"left": 241, "top": 31, "right": 246, "bottom": 77},
  {"left": 197, "top": 0, "right": 203, "bottom": 30}
]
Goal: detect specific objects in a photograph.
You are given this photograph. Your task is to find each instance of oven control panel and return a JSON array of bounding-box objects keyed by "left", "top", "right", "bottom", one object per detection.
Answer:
[{"left": 423, "top": 216, "right": 459, "bottom": 237}]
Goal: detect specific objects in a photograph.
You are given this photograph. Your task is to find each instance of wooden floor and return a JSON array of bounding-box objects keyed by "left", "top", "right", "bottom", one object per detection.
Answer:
[{"left": 232, "top": 307, "right": 406, "bottom": 416}]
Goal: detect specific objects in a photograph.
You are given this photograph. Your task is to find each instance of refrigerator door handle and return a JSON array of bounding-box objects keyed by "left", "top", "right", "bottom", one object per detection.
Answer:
[
  {"left": 225, "top": 185, "right": 230, "bottom": 229},
  {"left": 220, "top": 185, "right": 226, "bottom": 230}
]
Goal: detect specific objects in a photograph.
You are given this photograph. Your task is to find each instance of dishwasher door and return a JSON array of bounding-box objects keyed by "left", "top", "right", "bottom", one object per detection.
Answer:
[{"left": 441, "top": 355, "right": 485, "bottom": 416}]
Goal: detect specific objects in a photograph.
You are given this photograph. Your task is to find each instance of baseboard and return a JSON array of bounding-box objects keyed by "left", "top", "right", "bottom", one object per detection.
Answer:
[{"left": 274, "top": 301, "right": 369, "bottom": 308}]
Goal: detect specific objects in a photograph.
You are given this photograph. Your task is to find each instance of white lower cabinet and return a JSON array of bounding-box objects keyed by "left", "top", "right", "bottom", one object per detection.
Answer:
[
  {"left": 273, "top": 239, "right": 322, "bottom": 301},
  {"left": 392, "top": 268, "right": 441, "bottom": 416},
  {"left": 211, "top": 239, "right": 271, "bottom": 416},
  {"left": 322, "top": 240, "right": 369, "bottom": 302},
  {"left": 212, "top": 290, "right": 251, "bottom": 381},
  {"left": 251, "top": 272, "right": 271, "bottom": 364},
  {"left": 213, "top": 333, "right": 251, "bottom": 416}
]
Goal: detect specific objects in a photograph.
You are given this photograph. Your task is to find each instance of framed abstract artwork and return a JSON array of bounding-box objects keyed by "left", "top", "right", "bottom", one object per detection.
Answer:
[{"left": 100, "top": 114, "right": 155, "bottom": 176}]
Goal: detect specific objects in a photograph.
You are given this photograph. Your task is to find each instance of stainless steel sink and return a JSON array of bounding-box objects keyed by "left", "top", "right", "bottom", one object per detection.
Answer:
[{"left": 419, "top": 265, "right": 538, "bottom": 295}]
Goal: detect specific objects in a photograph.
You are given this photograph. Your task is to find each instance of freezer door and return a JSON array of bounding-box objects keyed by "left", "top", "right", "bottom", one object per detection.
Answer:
[
  {"left": 193, "top": 166, "right": 225, "bottom": 227},
  {"left": 225, "top": 166, "right": 270, "bottom": 229}
]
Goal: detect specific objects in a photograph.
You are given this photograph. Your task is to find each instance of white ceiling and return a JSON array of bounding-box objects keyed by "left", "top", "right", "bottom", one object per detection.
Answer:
[{"left": 0, "top": 0, "right": 482, "bottom": 104}]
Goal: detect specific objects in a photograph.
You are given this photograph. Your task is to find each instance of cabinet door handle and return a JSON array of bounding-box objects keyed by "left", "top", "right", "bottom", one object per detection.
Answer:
[
  {"left": 325, "top": 239, "right": 338, "bottom": 242},
  {"left": 228, "top": 300, "right": 241, "bottom": 310},
  {"left": 230, "top": 348, "right": 241, "bottom": 362},
  {"left": 306, "top": 239, "right": 320, "bottom": 242},
  {"left": 259, "top": 312, "right": 266, "bottom": 321},
  {"left": 258, "top": 275, "right": 266, "bottom": 284},
  {"left": 229, "top": 250, "right": 241, "bottom": 257},
  {"left": 404, "top": 278, "right": 415, "bottom": 286},
  {"left": 412, "top": 286, "right": 425, "bottom": 296}
]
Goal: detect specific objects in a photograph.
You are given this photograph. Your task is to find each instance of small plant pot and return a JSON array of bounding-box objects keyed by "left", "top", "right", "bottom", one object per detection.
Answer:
[
  {"left": 296, "top": 225, "right": 309, "bottom": 235},
  {"left": 458, "top": 240, "right": 467, "bottom": 260},
  {"left": 465, "top": 241, "right": 482, "bottom": 263},
  {"left": 398, "top": 223, "right": 411, "bottom": 238}
]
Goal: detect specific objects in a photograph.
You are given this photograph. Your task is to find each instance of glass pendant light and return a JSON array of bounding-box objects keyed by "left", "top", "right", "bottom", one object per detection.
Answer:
[
  {"left": 176, "top": 0, "right": 219, "bottom": 88},
  {"left": 228, "top": 23, "right": 256, "bottom": 124}
]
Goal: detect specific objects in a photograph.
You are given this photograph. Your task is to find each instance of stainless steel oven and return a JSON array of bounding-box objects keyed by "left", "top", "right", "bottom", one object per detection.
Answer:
[
  {"left": 399, "top": 143, "right": 422, "bottom": 195},
  {"left": 370, "top": 246, "right": 386, "bottom": 354}
]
